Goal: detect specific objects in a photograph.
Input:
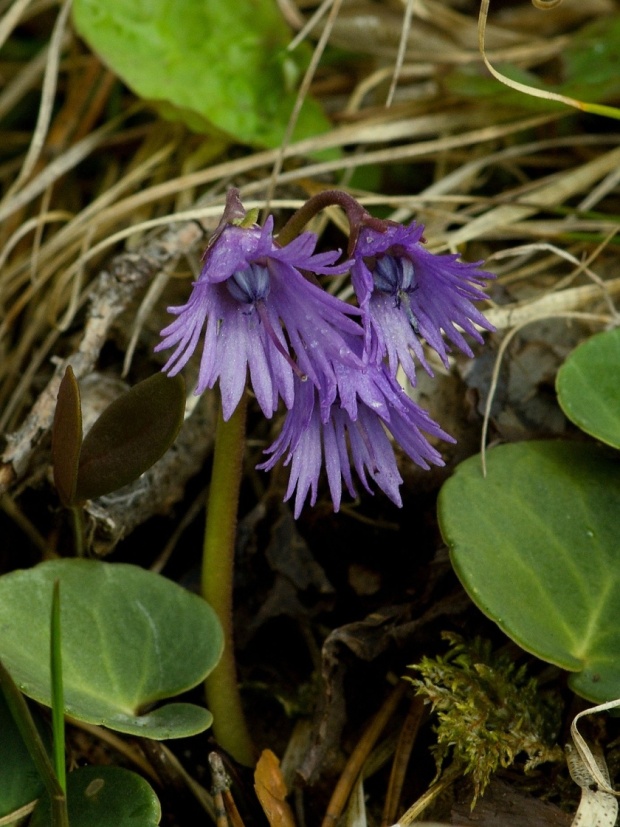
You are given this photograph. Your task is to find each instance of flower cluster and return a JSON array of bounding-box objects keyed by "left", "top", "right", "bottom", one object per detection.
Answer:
[{"left": 156, "top": 189, "right": 494, "bottom": 516}]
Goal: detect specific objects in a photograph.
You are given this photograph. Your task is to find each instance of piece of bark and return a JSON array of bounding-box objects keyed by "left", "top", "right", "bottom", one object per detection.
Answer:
[
  {"left": 298, "top": 591, "right": 472, "bottom": 785},
  {"left": 451, "top": 779, "right": 572, "bottom": 827}
]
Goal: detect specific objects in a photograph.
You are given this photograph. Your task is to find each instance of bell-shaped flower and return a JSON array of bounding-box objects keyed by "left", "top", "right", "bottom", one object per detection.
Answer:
[
  {"left": 351, "top": 220, "right": 494, "bottom": 385},
  {"left": 259, "top": 348, "right": 453, "bottom": 518},
  {"left": 156, "top": 191, "right": 359, "bottom": 420}
]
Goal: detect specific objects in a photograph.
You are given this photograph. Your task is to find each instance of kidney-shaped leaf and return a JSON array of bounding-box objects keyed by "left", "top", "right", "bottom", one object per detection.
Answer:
[
  {"left": 31, "top": 766, "right": 160, "bottom": 827},
  {"left": 438, "top": 440, "right": 620, "bottom": 703},
  {"left": 0, "top": 560, "right": 223, "bottom": 738},
  {"left": 76, "top": 372, "right": 185, "bottom": 502},
  {"left": 556, "top": 327, "right": 620, "bottom": 450}
]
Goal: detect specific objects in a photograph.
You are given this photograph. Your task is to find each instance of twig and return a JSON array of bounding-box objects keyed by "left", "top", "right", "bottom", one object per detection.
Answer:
[
  {"left": 381, "top": 696, "right": 426, "bottom": 827},
  {"left": 321, "top": 682, "right": 407, "bottom": 827}
]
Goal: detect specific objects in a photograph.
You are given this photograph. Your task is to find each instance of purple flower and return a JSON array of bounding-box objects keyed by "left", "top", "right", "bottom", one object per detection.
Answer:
[
  {"left": 351, "top": 220, "right": 495, "bottom": 385},
  {"left": 259, "top": 349, "right": 453, "bottom": 518},
  {"left": 156, "top": 189, "right": 495, "bottom": 517},
  {"left": 156, "top": 191, "right": 360, "bottom": 420}
]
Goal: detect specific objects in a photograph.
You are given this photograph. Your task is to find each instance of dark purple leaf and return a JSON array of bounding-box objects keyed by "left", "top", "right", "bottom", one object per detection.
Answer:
[
  {"left": 75, "top": 373, "right": 185, "bottom": 502},
  {"left": 51, "top": 366, "right": 83, "bottom": 508}
]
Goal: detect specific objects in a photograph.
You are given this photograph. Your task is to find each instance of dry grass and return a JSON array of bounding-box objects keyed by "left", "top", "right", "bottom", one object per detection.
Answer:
[
  {"left": 1, "top": 0, "right": 620, "bottom": 821},
  {"left": 0, "top": 0, "right": 620, "bottom": 440},
  {"left": 1, "top": 0, "right": 618, "bottom": 445}
]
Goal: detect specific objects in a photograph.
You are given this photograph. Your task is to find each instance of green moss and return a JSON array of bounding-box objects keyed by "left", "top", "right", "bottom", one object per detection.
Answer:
[{"left": 408, "top": 633, "right": 564, "bottom": 804}]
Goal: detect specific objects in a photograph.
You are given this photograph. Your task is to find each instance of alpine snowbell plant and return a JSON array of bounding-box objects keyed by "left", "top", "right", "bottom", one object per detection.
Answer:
[
  {"left": 157, "top": 189, "right": 494, "bottom": 514},
  {"left": 156, "top": 188, "right": 495, "bottom": 764}
]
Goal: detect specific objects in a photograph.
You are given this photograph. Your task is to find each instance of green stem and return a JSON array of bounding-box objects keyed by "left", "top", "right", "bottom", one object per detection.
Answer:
[
  {"left": 69, "top": 505, "right": 85, "bottom": 558},
  {"left": 0, "top": 658, "right": 68, "bottom": 827},
  {"left": 202, "top": 395, "right": 256, "bottom": 766}
]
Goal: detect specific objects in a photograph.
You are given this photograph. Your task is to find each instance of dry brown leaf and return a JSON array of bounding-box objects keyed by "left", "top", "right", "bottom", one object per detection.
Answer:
[{"left": 254, "top": 749, "right": 296, "bottom": 827}]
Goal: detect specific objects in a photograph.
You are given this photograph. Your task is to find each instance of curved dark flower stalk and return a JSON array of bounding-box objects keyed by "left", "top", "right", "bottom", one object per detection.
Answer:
[{"left": 155, "top": 188, "right": 495, "bottom": 763}]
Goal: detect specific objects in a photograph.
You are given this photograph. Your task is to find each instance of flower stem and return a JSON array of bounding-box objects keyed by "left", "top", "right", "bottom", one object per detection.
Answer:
[
  {"left": 277, "top": 189, "right": 384, "bottom": 250},
  {"left": 202, "top": 394, "right": 256, "bottom": 766},
  {"left": 70, "top": 505, "right": 85, "bottom": 557}
]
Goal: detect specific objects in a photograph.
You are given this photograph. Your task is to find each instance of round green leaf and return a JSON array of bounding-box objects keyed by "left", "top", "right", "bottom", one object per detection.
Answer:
[
  {"left": 0, "top": 691, "right": 46, "bottom": 819},
  {"left": 438, "top": 440, "right": 620, "bottom": 702},
  {"left": 0, "top": 560, "right": 223, "bottom": 738},
  {"left": 72, "top": 0, "right": 331, "bottom": 149},
  {"left": 556, "top": 327, "right": 620, "bottom": 450},
  {"left": 30, "top": 766, "right": 160, "bottom": 827}
]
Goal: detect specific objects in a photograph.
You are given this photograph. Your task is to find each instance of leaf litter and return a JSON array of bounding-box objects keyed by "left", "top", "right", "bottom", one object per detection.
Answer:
[{"left": 1, "top": 0, "right": 620, "bottom": 824}]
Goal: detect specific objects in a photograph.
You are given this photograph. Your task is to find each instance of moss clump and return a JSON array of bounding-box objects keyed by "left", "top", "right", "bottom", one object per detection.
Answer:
[{"left": 408, "top": 633, "right": 564, "bottom": 803}]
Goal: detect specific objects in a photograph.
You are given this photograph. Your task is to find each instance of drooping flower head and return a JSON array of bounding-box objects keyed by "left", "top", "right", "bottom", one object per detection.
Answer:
[
  {"left": 351, "top": 219, "right": 495, "bottom": 385},
  {"left": 259, "top": 334, "right": 454, "bottom": 518},
  {"left": 157, "top": 189, "right": 495, "bottom": 517},
  {"left": 156, "top": 190, "right": 361, "bottom": 420}
]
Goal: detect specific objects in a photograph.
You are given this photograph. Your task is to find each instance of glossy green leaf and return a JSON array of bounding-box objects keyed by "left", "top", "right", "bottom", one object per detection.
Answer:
[
  {"left": 52, "top": 365, "right": 83, "bottom": 507},
  {"left": 0, "top": 560, "right": 223, "bottom": 738},
  {"left": 75, "top": 373, "right": 185, "bottom": 502},
  {"left": 30, "top": 766, "right": 161, "bottom": 827},
  {"left": 556, "top": 327, "right": 620, "bottom": 450},
  {"left": 0, "top": 691, "right": 47, "bottom": 820},
  {"left": 438, "top": 440, "right": 620, "bottom": 703},
  {"left": 72, "top": 0, "right": 331, "bottom": 149}
]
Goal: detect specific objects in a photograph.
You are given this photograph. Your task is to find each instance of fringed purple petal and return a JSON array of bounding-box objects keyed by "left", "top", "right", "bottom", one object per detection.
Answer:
[
  {"left": 260, "top": 361, "right": 450, "bottom": 515},
  {"left": 352, "top": 220, "right": 495, "bottom": 384}
]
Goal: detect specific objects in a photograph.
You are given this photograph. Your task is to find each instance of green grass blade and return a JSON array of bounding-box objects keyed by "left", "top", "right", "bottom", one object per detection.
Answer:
[
  {"left": 50, "top": 580, "right": 66, "bottom": 794},
  {"left": 0, "top": 658, "right": 68, "bottom": 826}
]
